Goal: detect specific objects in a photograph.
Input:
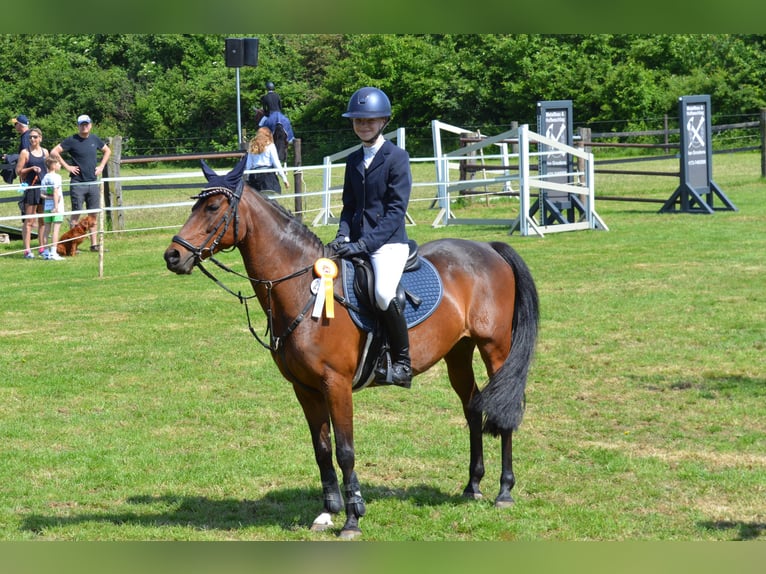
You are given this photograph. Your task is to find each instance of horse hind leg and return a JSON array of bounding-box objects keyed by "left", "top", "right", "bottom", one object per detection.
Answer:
[
  {"left": 450, "top": 335, "right": 521, "bottom": 508},
  {"left": 444, "top": 339, "right": 485, "bottom": 501},
  {"left": 495, "top": 431, "right": 516, "bottom": 508},
  {"left": 475, "top": 349, "right": 527, "bottom": 509}
]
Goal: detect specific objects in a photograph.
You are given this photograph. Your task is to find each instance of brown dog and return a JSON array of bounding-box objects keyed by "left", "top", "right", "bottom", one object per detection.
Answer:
[{"left": 57, "top": 215, "right": 97, "bottom": 256}]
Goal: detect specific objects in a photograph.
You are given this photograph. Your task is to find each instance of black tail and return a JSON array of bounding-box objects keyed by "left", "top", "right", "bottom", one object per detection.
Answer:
[{"left": 469, "top": 241, "right": 539, "bottom": 435}]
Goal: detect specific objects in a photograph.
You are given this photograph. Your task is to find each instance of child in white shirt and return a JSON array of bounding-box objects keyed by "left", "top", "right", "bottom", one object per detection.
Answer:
[{"left": 40, "top": 156, "right": 65, "bottom": 261}]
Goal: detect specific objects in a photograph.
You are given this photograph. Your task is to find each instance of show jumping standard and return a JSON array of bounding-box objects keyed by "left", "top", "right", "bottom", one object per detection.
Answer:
[{"left": 164, "top": 157, "right": 539, "bottom": 539}]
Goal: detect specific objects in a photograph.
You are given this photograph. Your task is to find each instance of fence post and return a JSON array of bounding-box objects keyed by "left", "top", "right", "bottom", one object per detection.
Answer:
[
  {"left": 511, "top": 121, "right": 519, "bottom": 154},
  {"left": 105, "top": 135, "right": 124, "bottom": 231},
  {"left": 293, "top": 138, "right": 303, "bottom": 222},
  {"left": 761, "top": 108, "right": 766, "bottom": 178},
  {"left": 577, "top": 127, "right": 591, "bottom": 188}
]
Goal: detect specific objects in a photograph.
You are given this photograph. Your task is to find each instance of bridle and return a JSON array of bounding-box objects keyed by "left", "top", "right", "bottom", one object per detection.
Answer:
[{"left": 171, "top": 181, "right": 316, "bottom": 353}]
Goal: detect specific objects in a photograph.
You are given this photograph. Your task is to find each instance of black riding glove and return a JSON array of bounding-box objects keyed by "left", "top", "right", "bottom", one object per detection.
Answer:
[
  {"left": 327, "top": 235, "right": 347, "bottom": 252},
  {"left": 335, "top": 239, "right": 367, "bottom": 258}
]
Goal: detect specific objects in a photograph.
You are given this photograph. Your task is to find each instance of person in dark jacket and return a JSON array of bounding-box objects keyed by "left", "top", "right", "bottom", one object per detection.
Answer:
[
  {"left": 1, "top": 114, "right": 31, "bottom": 180},
  {"left": 11, "top": 114, "right": 32, "bottom": 153},
  {"left": 260, "top": 81, "right": 282, "bottom": 116},
  {"left": 328, "top": 87, "right": 413, "bottom": 388}
]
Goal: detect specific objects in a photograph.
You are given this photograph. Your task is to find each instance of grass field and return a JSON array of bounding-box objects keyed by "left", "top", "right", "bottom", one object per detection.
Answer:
[{"left": 0, "top": 151, "right": 764, "bottom": 541}]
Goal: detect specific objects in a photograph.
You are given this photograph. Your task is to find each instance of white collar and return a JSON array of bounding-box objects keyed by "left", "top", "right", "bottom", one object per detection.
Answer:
[{"left": 365, "top": 135, "right": 385, "bottom": 152}]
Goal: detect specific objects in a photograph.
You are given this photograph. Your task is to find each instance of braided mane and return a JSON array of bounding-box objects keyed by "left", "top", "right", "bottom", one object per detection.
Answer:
[{"left": 192, "top": 186, "right": 237, "bottom": 201}]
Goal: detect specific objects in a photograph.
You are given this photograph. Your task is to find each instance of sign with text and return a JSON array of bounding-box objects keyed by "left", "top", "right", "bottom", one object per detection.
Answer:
[
  {"left": 536, "top": 100, "right": 573, "bottom": 184},
  {"left": 681, "top": 95, "right": 711, "bottom": 190},
  {"left": 660, "top": 95, "right": 736, "bottom": 214}
]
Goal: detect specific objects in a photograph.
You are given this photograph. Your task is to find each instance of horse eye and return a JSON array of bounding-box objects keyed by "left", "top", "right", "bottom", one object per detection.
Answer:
[{"left": 205, "top": 201, "right": 221, "bottom": 213}]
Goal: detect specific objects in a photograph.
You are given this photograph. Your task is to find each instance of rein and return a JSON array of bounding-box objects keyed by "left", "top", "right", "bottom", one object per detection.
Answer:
[{"left": 172, "top": 183, "right": 316, "bottom": 352}]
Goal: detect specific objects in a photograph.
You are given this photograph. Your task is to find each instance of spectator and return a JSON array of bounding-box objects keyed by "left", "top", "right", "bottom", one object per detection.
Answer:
[
  {"left": 40, "top": 155, "right": 65, "bottom": 261},
  {"left": 16, "top": 127, "right": 49, "bottom": 258},
  {"left": 245, "top": 127, "right": 290, "bottom": 194},
  {"left": 1, "top": 114, "right": 31, "bottom": 181},
  {"left": 10, "top": 114, "right": 32, "bottom": 153},
  {"left": 51, "top": 114, "right": 111, "bottom": 252},
  {"left": 327, "top": 87, "right": 413, "bottom": 388}
]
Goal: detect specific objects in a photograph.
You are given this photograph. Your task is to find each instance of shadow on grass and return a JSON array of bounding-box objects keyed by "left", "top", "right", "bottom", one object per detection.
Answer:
[
  {"left": 699, "top": 520, "right": 766, "bottom": 541},
  {"left": 637, "top": 373, "right": 766, "bottom": 395},
  {"left": 19, "top": 483, "right": 477, "bottom": 536}
]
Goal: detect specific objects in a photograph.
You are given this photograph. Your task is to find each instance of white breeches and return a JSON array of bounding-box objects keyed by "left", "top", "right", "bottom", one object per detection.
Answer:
[{"left": 370, "top": 242, "right": 409, "bottom": 310}]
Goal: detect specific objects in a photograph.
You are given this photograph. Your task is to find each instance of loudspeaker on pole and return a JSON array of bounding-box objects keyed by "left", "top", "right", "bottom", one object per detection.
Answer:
[
  {"left": 243, "top": 38, "right": 259, "bottom": 67},
  {"left": 225, "top": 37, "right": 259, "bottom": 68},
  {"left": 225, "top": 38, "right": 244, "bottom": 68}
]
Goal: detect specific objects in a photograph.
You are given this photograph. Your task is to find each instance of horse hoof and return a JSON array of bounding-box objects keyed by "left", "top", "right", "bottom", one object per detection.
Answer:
[
  {"left": 494, "top": 497, "right": 515, "bottom": 509},
  {"left": 462, "top": 491, "right": 483, "bottom": 501},
  {"left": 311, "top": 512, "right": 334, "bottom": 532},
  {"left": 339, "top": 528, "right": 363, "bottom": 540}
]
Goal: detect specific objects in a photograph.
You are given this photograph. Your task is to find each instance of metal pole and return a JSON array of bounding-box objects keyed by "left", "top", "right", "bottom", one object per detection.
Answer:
[
  {"left": 236, "top": 68, "right": 242, "bottom": 146},
  {"left": 760, "top": 108, "right": 766, "bottom": 178}
]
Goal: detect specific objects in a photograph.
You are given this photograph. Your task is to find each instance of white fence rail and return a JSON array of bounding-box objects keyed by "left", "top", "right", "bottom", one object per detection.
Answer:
[{"left": 2, "top": 122, "right": 606, "bottom": 251}]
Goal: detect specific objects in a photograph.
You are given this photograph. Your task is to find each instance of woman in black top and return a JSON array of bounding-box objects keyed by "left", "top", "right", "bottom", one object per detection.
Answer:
[{"left": 16, "top": 127, "right": 48, "bottom": 258}]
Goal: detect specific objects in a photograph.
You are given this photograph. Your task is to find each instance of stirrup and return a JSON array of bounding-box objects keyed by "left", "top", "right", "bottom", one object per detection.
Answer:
[{"left": 374, "top": 360, "right": 412, "bottom": 389}]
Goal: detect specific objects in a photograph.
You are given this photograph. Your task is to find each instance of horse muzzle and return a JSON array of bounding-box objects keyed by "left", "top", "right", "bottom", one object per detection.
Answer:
[{"left": 164, "top": 239, "right": 198, "bottom": 274}]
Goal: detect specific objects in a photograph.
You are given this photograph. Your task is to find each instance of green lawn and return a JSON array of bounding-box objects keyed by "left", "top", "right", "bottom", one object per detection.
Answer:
[{"left": 0, "top": 151, "right": 763, "bottom": 541}]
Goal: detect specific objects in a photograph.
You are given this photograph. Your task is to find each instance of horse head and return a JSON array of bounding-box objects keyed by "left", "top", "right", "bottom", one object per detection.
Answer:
[
  {"left": 253, "top": 107, "right": 265, "bottom": 125},
  {"left": 164, "top": 156, "right": 247, "bottom": 274}
]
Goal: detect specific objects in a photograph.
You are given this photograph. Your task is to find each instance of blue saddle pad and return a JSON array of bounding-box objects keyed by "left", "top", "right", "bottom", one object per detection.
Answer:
[{"left": 341, "top": 257, "right": 443, "bottom": 332}]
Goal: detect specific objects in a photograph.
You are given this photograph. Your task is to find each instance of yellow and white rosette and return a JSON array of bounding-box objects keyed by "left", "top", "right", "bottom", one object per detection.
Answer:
[{"left": 311, "top": 257, "right": 338, "bottom": 319}]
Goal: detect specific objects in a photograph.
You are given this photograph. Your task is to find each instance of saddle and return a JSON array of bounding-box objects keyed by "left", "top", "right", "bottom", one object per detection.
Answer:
[
  {"left": 338, "top": 240, "right": 443, "bottom": 390},
  {"left": 351, "top": 240, "right": 422, "bottom": 312}
]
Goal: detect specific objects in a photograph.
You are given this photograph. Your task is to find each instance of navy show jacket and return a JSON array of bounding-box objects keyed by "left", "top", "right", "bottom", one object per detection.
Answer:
[{"left": 337, "top": 139, "right": 412, "bottom": 253}]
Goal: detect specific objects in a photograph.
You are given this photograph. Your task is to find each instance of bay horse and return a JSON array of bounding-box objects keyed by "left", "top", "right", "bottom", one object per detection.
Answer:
[{"left": 163, "top": 157, "right": 539, "bottom": 539}]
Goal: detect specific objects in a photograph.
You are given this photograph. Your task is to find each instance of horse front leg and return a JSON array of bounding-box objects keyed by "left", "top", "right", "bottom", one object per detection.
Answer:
[
  {"left": 495, "top": 431, "right": 516, "bottom": 508},
  {"left": 293, "top": 386, "right": 343, "bottom": 532},
  {"left": 328, "top": 385, "right": 366, "bottom": 539},
  {"left": 311, "top": 429, "right": 344, "bottom": 532}
]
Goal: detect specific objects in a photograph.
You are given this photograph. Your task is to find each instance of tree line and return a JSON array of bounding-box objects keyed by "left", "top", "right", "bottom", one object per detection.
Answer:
[{"left": 1, "top": 34, "right": 765, "bottom": 164}]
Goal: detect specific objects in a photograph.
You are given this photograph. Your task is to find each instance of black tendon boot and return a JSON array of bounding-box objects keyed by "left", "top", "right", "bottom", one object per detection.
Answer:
[{"left": 374, "top": 298, "right": 412, "bottom": 388}]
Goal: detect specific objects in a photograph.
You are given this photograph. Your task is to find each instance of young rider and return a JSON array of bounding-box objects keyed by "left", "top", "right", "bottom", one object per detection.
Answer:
[{"left": 328, "top": 87, "right": 413, "bottom": 388}]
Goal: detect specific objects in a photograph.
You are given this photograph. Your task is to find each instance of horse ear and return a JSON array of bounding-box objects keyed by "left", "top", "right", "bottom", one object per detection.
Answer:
[
  {"left": 200, "top": 159, "right": 218, "bottom": 182},
  {"left": 224, "top": 155, "right": 248, "bottom": 189}
]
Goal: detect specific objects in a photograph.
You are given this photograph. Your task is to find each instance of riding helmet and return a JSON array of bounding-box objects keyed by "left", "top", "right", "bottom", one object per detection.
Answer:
[
  {"left": 342, "top": 87, "right": 392, "bottom": 119},
  {"left": 266, "top": 81, "right": 275, "bottom": 91}
]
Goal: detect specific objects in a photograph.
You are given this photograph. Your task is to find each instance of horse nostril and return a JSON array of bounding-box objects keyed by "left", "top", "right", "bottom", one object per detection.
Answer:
[{"left": 164, "top": 249, "right": 179, "bottom": 268}]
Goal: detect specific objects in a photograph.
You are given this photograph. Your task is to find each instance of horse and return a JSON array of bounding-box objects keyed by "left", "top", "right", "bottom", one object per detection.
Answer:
[
  {"left": 163, "top": 157, "right": 539, "bottom": 539},
  {"left": 253, "top": 107, "right": 292, "bottom": 164}
]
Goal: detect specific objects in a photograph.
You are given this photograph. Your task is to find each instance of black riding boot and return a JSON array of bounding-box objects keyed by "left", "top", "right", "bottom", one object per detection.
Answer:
[{"left": 374, "top": 298, "right": 412, "bottom": 388}]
